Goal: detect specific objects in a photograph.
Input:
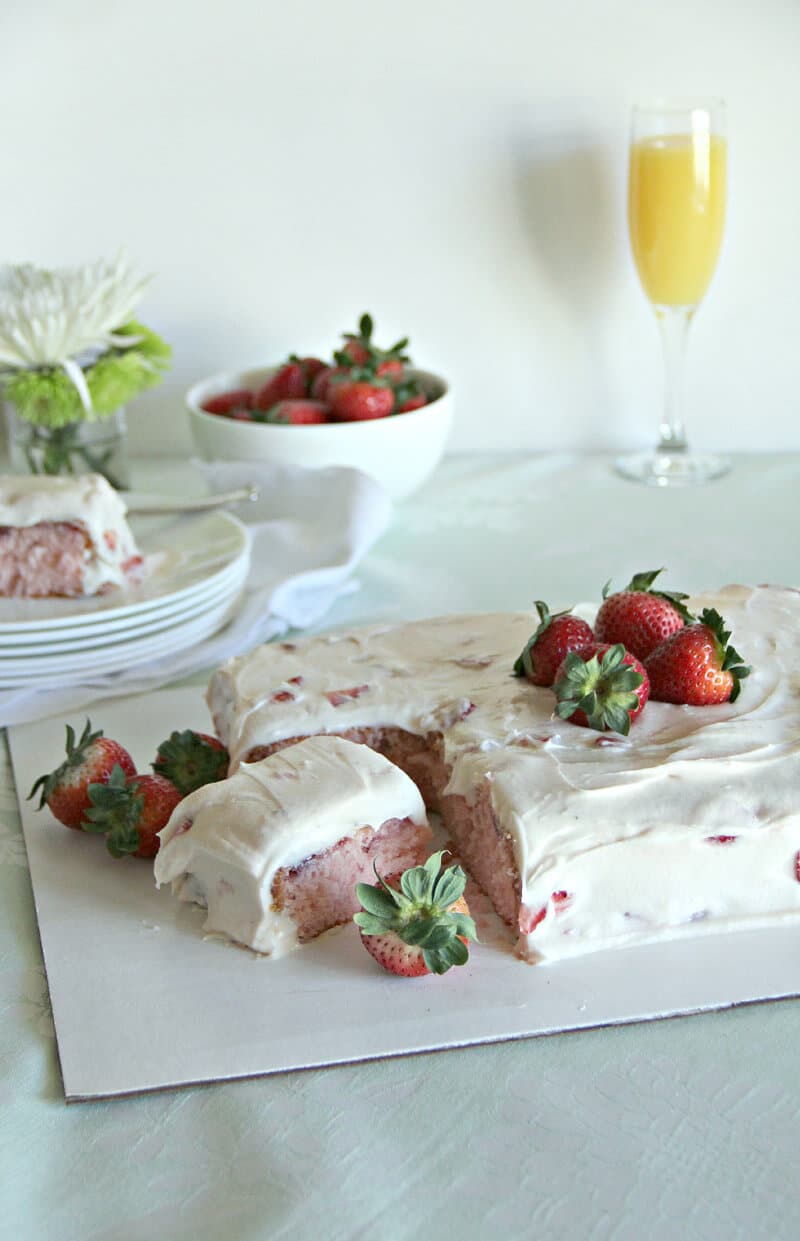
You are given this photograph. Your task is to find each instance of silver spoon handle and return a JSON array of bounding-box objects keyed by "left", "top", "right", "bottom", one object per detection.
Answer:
[{"left": 127, "top": 484, "right": 259, "bottom": 515}]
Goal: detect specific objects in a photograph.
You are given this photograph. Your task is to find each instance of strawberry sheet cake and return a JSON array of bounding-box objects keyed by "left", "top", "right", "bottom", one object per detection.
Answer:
[
  {"left": 154, "top": 735, "right": 430, "bottom": 957},
  {"left": 206, "top": 584, "right": 800, "bottom": 963},
  {"left": 0, "top": 473, "right": 142, "bottom": 598}
]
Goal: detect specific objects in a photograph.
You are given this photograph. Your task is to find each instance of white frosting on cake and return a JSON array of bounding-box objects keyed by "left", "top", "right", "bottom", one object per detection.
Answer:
[
  {"left": 154, "top": 734, "right": 428, "bottom": 958},
  {"left": 0, "top": 473, "right": 140, "bottom": 594},
  {"left": 208, "top": 584, "right": 800, "bottom": 962}
]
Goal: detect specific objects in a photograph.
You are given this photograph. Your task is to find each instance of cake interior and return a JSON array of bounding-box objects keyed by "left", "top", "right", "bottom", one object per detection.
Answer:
[
  {"left": 0, "top": 522, "right": 92, "bottom": 598},
  {"left": 271, "top": 816, "right": 432, "bottom": 943}
]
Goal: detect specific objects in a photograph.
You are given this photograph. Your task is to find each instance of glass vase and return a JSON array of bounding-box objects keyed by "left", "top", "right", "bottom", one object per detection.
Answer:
[{"left": 3, "top": 404, "right": 131, "bottom": 490}]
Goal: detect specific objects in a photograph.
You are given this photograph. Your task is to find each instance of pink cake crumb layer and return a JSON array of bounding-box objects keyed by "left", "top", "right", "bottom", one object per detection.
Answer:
[
  {"left": 271, "top": 816, "right": 432, "bottom": 942},
  {"left": 0, "top": 522, "right": 92, "bottom": 598}
]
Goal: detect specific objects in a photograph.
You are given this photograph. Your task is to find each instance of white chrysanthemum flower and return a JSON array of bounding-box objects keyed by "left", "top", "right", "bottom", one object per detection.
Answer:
[{"left": 0, "top": 253, "right": 150, "bottom": 407}]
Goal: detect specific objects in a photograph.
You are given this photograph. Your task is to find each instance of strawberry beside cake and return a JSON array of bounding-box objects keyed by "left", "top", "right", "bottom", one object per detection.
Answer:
[
  {"left": 154, "top": 735, "right": 431, "bottom": 957},
  {"left": 0, "top": 473, "right": 143, "bottom": 598},
  {"left": 207, "top": 584, "right": 800, "bottom": 963}
]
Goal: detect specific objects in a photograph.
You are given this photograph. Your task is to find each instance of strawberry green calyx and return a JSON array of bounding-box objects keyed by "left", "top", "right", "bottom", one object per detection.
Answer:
[
  {"left": 554, "top": 645, "right": 644, "bottom": 736},
  {"left": 81, "top": 765, "right": 145, "bottom": 857},
  {"left": 152, "top": 729, "right": 229, "bottom": 795},
  {"left": 333, "top": 364, "right": 393, "bottom": 387},
  {"left": 603, "top": 568, "right": 693, "bottom": 624},
  {"left": 337, "top": 313, "right": 411, "bottom": 369},
  {"left": 698, "top": 607, "right": 751, "bottom": 703},
  {"left": 27, "top": 719, "right": 102, "bottom": 808},
  {"left": 354, "top": 851, "right": 478, "bottom": 974},
  {"left": 344, "top": 312, "right": 375, "bottom": 348}
]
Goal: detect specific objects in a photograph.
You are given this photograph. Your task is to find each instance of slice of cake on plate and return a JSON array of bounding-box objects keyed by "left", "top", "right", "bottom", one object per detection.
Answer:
[
  {"left": 0, "top": 473, "right": 143, "bottom": 597},
  {"left": 154, "top": 735, "right": 431, "bottom": 957},
  {"left": 207, "top": 584, "right": 800, "bottom": 963}
]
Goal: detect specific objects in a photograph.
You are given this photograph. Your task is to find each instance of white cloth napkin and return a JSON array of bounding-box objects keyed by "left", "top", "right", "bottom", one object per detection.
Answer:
[{"left": 0, "top": 460, "right": 392, "bottom": 727}]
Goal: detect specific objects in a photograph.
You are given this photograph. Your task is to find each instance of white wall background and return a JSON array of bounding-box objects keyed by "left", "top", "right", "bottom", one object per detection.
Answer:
[{"left": 2, "top": 0, "right": 798, "bottom": 458}]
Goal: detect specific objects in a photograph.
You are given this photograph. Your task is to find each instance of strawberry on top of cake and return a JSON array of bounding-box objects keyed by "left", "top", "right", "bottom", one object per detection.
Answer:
[
  {"left": 0, "top": 473, "right": 143, "bottom": 597},
  {"left": 206, "top": 583, "right": 800, "bottom": 964}
]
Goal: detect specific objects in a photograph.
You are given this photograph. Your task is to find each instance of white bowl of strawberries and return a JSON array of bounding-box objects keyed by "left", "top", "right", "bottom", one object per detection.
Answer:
[{"left": 186, "top": 314, "right": 454, "bottom": 500}]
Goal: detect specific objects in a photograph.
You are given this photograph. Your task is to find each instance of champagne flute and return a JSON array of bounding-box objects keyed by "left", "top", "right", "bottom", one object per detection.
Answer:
[{"left": 616, "top": 98, "right": 728, "bottom": 485}]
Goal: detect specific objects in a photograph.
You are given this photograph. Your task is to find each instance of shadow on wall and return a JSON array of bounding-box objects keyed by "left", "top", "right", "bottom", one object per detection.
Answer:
[
  {"left": 510, "top": 124, "right": 620, "bottom": 312},
  {"left": 506, "top": 116, "right": 628, "bottom": 447}
]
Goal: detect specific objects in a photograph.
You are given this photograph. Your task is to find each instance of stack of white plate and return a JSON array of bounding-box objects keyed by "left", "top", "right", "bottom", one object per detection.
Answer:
[{"left": 0, "top": 509, "right": 251, "bottom": 686}]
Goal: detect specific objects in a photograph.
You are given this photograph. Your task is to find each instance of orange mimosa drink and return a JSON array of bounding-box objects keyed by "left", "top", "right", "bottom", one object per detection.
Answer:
[
  {"left": 616, "top": 99, "right": 729, "bottom": 487},
  {"left": 628, "top": 132, "right": 727, "bottom": 308}
]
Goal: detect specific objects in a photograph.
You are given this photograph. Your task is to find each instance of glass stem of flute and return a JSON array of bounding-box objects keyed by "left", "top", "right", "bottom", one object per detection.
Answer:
[{"left": 655, "top": 305, "right": 692, "bottom": 454}]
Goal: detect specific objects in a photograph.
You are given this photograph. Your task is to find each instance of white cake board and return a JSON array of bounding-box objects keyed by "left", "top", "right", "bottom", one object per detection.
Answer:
[{"left": 9, "top": 687, "right": 800, "bottom": 1103}]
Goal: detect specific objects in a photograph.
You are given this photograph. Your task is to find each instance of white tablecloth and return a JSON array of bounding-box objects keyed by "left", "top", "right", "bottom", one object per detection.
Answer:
[{"left": 3, "top": 453, "right": 799, "bottom": 1241}]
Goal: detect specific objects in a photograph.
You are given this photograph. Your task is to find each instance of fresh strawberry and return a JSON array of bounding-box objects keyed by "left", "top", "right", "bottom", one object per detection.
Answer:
[
  {"left": 310, "top": 365, "right": 348, "bottom": 401},
  {"left": 253, "top": 361, "right": 308, "bottom": 411},
  {"left": 261, "top": 399, "right": 331, "bottom": 425},
  {"left": 390, "top": 373, "right": 425, "bottom": 413},
  {"left": 338, "top": 339, "right": 370, "bottom": 367},
  {"left": 81, "top": 769, "right": 184, "bottom": 859},
  {"left": 201, "top": 388, "right": 254, "bottom": 416},
  {"left": 336, "top": 312, "right": 376, "bottom": 368},
  {"left": 594, "top": 569, "right": 692, "bottom": 660},
  {"left": 644, "top": 607, "right": 750, "bottom": 706},
  {"left": 28, "top": 720, "right": 136, "bottom": 830},
  {"left": 396, "top": 392, "right": 427, "bottom": 413},
  {"left": 376, "top": 358, "right": 405, "bottom": 379},
  {"left": 290, "top": 354, "right": 327, "bottom": 385},
  {"left": 354, "top": 851, "right": 477, "bottom": 977},
  {"left": 152, "top": 729, "right": 229, "bottom": 795},
  {"left": 329, "top": 372, "right": 395, "bottom": 422},
  {"left": 553, "top": 643, "right": 649, "bottom": 734},
  {"left": 513, "top": 601, "right": 595, "bottom": 687}
]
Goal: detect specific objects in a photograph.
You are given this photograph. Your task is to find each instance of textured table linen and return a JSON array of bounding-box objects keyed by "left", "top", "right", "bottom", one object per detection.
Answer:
[{"left": 3, "top": 453, "right": 800, "bottom": 1241}]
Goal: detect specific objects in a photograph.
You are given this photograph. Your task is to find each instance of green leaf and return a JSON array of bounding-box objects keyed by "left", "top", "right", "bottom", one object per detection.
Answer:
[
  {"left": 353, "top": 912, "right": 389, "bottom": 935},
  {"left": 604, "top": 702, "right": 633, "bottom": 736},
  {"left": 422, "top": 850, "right": 447, "bottom": 883},
  {"left": 447, "top": 937, "right": 470, "bottom": 966},
  {"left": 400, "top": 865, "right": 432, "bottom": 903},
  {"left": 422, "top": 936, "right": 470, "bottom": 974},
  {"left": 354, "top": 883, "right": 399, "bottom": 919},
  {"left": 600, "top": 644, "right": 626, "bottom": 674},
  {"left": 512, "top": 645, "right": 532, "bottom": 678},
  {"left": 626, "top": 568, "right": 664, "bottom": 592},
  {"left": 404, "top": 920, "right": 451, "bottom": 949},
  {"left": 106, "top": 823, "right": 141, "bottom": 858},
  {"left": 432, "top": 866, "right": 466, "bottom": 909},
  {"left": 450, "top": 913, "right": 478, "bottom": 941},
  {"left": 615, "top": 667, "right": 645, "bottom": 692}
]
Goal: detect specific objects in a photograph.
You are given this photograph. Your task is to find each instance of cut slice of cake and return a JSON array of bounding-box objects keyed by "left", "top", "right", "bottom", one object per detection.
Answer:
[
  {"left": 206, "top": 584, "right": 800, "bottom": 963},
  {"left": 154, "top": 735, "right": 431, "bottom": 957},
  {"left": 0, "top": 473, "right": 143, "bottom": 597}
]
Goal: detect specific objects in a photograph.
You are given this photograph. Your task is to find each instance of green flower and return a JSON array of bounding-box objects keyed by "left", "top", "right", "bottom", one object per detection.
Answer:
[{"left": 3, "top": 319, "right": 171, "bottom": 429}]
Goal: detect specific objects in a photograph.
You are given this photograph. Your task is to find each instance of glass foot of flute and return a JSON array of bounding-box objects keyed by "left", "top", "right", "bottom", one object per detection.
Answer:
[{"left": 614, "top": 448, "right": 730, "bottom": 487}]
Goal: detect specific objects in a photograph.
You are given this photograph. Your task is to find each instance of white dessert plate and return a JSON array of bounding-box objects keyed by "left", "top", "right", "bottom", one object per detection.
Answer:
[
  {"left": 0, "top": 562, "right": 249, "bottom": 657},
  {"left": 8, "top": 687, "right": 800, "bottom": 1103},
  {"left": 0, "top": 509, "right": 250, "bottom": 634},
  {"left": 0, "top": 591, "right": 244, "bottom": 684}
]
